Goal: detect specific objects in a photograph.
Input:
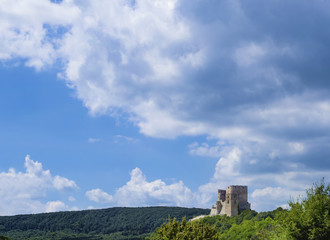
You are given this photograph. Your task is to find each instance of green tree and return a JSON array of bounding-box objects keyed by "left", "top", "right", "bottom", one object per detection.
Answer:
[
  {"left": 278, "top": 179, "right": 330, "bottom": 240},
  {"left": 218, "top": 217, "right": 287, "bottom": 240},
  {"left": 148, "top": 217, "right": 218, "bottom": 240}
]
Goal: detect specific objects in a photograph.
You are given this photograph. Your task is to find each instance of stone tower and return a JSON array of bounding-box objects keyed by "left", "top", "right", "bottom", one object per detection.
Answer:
[{"left": 210, "top": 185, "right": 251, "bottom": 217}]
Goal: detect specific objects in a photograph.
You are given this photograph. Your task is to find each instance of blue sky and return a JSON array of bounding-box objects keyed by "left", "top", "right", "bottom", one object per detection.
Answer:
[{"left": 0, "top": 0, "right": 330, "bottom": 215}]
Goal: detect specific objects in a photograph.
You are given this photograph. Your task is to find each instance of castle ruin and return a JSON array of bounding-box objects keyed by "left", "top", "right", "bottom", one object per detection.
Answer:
[{"left": 210, "top": 185, "right": 251, "bottom": 217}]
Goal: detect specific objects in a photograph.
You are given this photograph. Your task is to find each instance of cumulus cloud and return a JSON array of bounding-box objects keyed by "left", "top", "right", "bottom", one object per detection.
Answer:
[
  {"left": 45, "top": 200, "right": 68, "bottom": 213},
  {"left": 86, "top": 168, "right": 201, "bottom": 207},
  {"left": 0, "top": 155, "right": 78, "bottom": 215},
  {"left": 114, "top": 168, "right": 197, "bottom": 206},
  {"left": 214, "top": 147, "right": 241, "bottom": 179},
  {"left": 1, "top": 0, "right": 330, "bottom": 211},
  {"left": 53, "top": 175, "right": 78, "bottom": 190},
  {"left": 86, "top": 188, "right": 113, "bottom": 204}
]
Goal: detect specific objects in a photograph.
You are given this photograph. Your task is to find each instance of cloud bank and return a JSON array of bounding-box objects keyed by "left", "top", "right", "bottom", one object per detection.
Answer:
[
  {"left": 86, "top": 147, "right": 327, "bottom": 211},
  {"left": 1, "top": 0, "right": 330, "bottom": 211}
]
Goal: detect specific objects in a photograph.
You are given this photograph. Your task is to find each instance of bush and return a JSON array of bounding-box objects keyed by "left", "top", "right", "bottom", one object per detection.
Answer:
[
  {"left": 278, "top": 179, "right": 330, "bottom": 240},
  {"left": 148, "top": 217, "right": 218, "bottom": 240}
]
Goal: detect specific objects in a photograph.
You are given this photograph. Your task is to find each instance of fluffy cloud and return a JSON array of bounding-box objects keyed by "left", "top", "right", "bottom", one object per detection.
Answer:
[
  {"left": 0, "top": 155, "right": 78, "bottom": 215},
  {"left": 86, "top": 188, "right": 113, "bottom": 204},
  {"left": 0, "top": 0, "right": 79, "bottom": 69},
  {"left": 1, "top": 0, "right": 330, "bottom": 211},
  {"left": 53, "top": 175, "right": 78, "bottom": 190},
  {"left": 86, "top": 167, "right": 201, "bottom": 207},
  {"left": 114, "top": 168, "right": 197, "bottom": 206},
  {"left": 45, "top": 200, "right": 69, "bottom": 213}
]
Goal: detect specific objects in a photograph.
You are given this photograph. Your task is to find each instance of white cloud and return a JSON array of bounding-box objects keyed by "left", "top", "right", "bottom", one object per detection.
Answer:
[
  {"left": 53, "top": 175, "right": 78, "bottom": 190},
  {"left": 214, "top": 147, "right": 241, "bottom": 179},
  {"left": 250, "top": 187, "right": 303, "bottom": 211},
  {"left": 86, "top": 167, "right": 202, "bottom": 207},
  {"left": 45, "top": 200, "right": 68, "bottom": 213},
  {"left": 188, "top": 142, "right": 221, "bottom": 158},
  {"left": 0, "top": 155, "right": 78, "bottom": 215},
  {"left": 114, "top": 168, "right": 197, "bottom": 206},
  {"left": 252, "top": 187, "right": 284, "bottom": 199},
  {"left": 134, "top": 102, "right": 206, "bottom": 139},
  {"left": 86, "top": 188, "right": 113, "bottom": 204},
  {"left": 0, "top": 0, "right": 80, "bottom": 70},
  {"left": 24, "top": 155, "right": 44, "bottom": 175}
]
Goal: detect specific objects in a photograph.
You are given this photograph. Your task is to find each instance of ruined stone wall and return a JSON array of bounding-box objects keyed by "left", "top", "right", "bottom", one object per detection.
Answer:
[
  {"left": 218, "top": 189, "right": 226, "bottom": 201},
  {"left": 210, "top": 185, "right": 250, "bottom": 217},
  {"left": 225, "top": 185, "right": 249, "bottom": 216}
]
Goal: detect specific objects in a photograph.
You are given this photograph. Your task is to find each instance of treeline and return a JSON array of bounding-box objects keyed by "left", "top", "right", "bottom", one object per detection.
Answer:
[
  {"left": 149, "top": 179, "right": 330, "bottom": 240},
  {"left": 0, "top": 207, "right": 209, "bottom": 240}
]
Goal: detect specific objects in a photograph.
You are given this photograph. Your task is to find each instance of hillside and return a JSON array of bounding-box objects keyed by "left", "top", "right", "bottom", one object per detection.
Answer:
[{"left": 0, "top": 206, "right": 209, "bottom": 240}]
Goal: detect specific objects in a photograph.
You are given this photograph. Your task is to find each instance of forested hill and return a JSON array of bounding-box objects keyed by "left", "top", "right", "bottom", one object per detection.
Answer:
[{"left": 0, "top": 206, "right": 209, "bottom": 240}]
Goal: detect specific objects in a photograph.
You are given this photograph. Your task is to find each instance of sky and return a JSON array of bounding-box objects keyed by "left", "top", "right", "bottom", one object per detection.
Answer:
[{"left": 0, "top": 0, "right": 330, "bottom": 216}]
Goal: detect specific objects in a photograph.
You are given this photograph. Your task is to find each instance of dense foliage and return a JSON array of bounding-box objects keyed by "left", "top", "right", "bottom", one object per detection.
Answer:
[
  {"left": 0, "top": 207, "right": 209, "bottom": 240},
  {"left": 150, "top": 209, "right": 286, "bottom": 240},
  {"left": 212, "top": 211, "right": 287, "bottom": 239},
  {"left": 278, "top": 179, "right": 330, "bottom": 240},
  {"left": 147, "top": 217, "right": 218, "bottom": 240},
  {"left": 149, "top": 179, "right": 329, "bottom": 240}
]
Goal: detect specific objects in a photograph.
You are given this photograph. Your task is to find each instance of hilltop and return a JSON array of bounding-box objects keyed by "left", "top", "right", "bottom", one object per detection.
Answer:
[{"left": 0, "top": 206, "right": 209, "bottom": 240}]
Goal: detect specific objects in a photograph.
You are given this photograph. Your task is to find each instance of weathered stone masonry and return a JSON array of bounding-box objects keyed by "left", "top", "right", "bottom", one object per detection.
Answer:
[{"left": 210, "top": 185, "right": 251, "bottom": 217}]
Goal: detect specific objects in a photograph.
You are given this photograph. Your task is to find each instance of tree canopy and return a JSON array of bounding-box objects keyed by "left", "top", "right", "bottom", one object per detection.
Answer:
[
  {"left": 147, "top": 217, "right": 218, "bottom": 240},
  {"left": 278, "top": 178, "right": 330, "bottom": 240}
]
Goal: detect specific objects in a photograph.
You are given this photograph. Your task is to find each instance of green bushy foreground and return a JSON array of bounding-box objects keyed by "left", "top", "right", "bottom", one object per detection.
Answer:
[{"left": 148, "top": 179, "right": 330, "bottom": 240}]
